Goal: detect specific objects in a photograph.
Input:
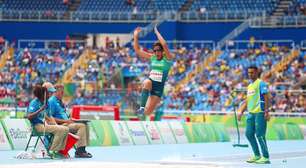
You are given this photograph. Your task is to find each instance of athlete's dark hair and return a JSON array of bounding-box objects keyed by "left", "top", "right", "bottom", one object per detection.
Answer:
[
  {"left": 248, "top": 65, "right": 258, "bottom": 71},
  {"left": 248, "top": 65, "right": 262, "bottom": 77},
  {"left": 153, "top": 42, "right": 164, "bottom": 51}
]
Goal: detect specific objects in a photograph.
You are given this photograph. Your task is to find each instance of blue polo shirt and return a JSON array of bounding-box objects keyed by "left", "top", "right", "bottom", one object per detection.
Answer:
[
  {"left": 48, "top": 95, "right": 69, "bottom": 120},
  {"left": 27, "top": 98, "right": 50, "bottom": 126}
]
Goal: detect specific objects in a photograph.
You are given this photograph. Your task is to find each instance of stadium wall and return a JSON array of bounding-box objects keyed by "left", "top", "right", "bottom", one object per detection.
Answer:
[
  {"left": 143, "top": 22, "right": 241, "bottom": 42},
  {"left": 0, "top": 21, "right": 148, "bottom": 41},
  {"left": 0, "top": 21, "right": 239, "bottom": 42},
  {"left": 1, "top": 21, "right": 305, "bottom": 43}
]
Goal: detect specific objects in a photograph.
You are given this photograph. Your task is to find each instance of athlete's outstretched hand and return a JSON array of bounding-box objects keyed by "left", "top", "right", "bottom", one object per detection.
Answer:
[{"left": 134, "top": 27, "right": 142, "bottom": 37}]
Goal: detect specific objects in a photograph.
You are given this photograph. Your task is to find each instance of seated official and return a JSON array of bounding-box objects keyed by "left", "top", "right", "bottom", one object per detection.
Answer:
[
  {"left": 45, "top": 83, "right": 92, "bottom": 158},
  {"left": 27, "top": 84, "right": 69, "bottom": 156}
]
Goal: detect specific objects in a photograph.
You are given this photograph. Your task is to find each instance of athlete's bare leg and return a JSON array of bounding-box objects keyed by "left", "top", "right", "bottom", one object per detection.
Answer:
[
  {"left": 142, "top": 79, "right": 152, "bottom": 91},
  {"left": 144, "top": 95, "right": 161, "bottom": 116}
]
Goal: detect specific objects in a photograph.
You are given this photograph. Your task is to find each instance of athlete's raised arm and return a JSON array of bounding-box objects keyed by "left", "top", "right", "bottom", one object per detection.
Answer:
[
  {"left": 133, "top": 27, "right": 152, "bottom": 59},
  {"left": 154, "top": 25, "right": 174, "bottom": 60}
]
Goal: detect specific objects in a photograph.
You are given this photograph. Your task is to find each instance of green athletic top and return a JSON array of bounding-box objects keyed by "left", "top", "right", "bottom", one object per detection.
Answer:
[
  {"left": 247, "top": 79, "right": 269, "bottom": 113},
  {"left": 149, "top": 55, "right": 173, "bottom": 83}
]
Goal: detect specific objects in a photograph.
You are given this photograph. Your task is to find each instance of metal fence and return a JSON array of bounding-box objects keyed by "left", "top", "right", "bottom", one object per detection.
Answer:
[
  {"left": 0, "top": 9, "right": 267, "bottom": 23},
  {"left": 17, "top": 39, "right": 216, "bottom": 50},
  {"left": 2, "top": 9, "right": 306, "bottom": 27},
  {"left": 17, "top": 39, "right": 86, "bottom": 49},
  {"left": 224, "top": 39, "right": 295, "bottom": 50},
  {"left": 137, "top": 40, "right": 216, "bottom": 50},
  {"left": 249, "top": 16, "right": 306, "bottom": 28}
]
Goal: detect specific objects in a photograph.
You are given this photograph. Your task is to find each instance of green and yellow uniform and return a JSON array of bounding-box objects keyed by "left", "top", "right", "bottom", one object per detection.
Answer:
[
  {"left": 245, "top": 79, "right": 270, "bottom": 160},
  {"left": 148, "top": 55, "right": 173, "bottom": 97}
]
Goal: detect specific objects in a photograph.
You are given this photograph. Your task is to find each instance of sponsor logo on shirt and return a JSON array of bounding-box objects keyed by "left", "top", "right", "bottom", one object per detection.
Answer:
[
  {"left": 248, "top": 89, "right": 255, "bottom": 96},
  {"left": 152, "top": 62, "right": 164, "bottom": 67}
]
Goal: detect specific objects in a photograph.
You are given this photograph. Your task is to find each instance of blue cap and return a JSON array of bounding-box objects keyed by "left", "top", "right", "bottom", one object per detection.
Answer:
[{"left": 47, "top": 87, "right": 56, "bottom": 93}]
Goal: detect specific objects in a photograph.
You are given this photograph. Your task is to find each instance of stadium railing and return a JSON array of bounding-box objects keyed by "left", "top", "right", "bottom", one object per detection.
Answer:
[
  {"left": 1, "top": 106, "right": 305, "bottom": 119},
  {"left": 178, "top": 10, "right": 266, "bottom": 22},
  {"left": 0, "top": 10, "right": 267, "bottom": 23},
  {"left": 17, "top": 39, "right": 86, "bottom": 49},
  {"left": 3, "top": 9, "right": 305, "bottom": 26},
  {"left": 17, "top": 39, "right": 216, "bottom": 50},
  {"left": 163, "top": 110, "right": 306, "bottom": 117},
  {"left": 249, "top": 15, "right": 306, "bottom": 28},
  {"left": 137, "top": 40, "right": 215, "bottom": 50},
  {"left": 224, "top": 39, "right": 295, "bottom": 50}
]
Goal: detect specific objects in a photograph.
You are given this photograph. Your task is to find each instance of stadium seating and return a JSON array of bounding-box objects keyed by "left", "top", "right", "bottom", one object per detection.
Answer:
[
  {"left": 3, "top": 0, "right": 68, "bottom": 11},
  {"left": 269, "top": 51, "right": 305, "bottom": 112},
  {"left": 77, "top": 0, "right": 154, "bottom": 12},
  {"left": 2, "top": 0, "right": 305, "bottom": 21},
  {"left": 191, "top": 0, "right": 276, "bottom": 11},
  {"left": 153, "top": 0, "right": 187, "bottom": 11},
  {"left": 163, "top": 45, "right": 293, "bottom": 111},
  {"left": 0, "top": 47, "right": 82, "bottom": 107},
  {"left": 2, "top": 0, "right": 305, "bottom": 18},
  {"left": 0, "top": 45, "right": 305, "bottom": 114},
  {"left": 0, "top": 0, "right": 305, "bottom": 115}
]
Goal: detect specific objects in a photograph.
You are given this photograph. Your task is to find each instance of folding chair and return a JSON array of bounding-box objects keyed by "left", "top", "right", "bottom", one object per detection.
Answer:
[{"left": 24, "top": 127, "right": 54, "bottom": 156}]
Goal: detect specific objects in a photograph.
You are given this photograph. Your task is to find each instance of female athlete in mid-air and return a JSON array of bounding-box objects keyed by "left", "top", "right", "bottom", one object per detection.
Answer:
[{"left": 133, "top": 25, "right": 174, "bottom": 120}]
